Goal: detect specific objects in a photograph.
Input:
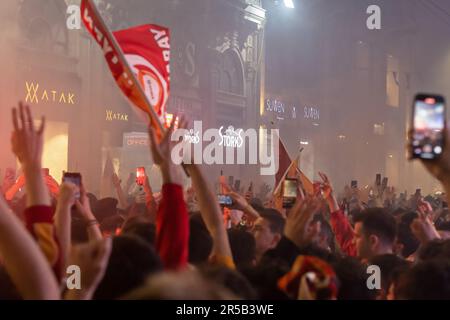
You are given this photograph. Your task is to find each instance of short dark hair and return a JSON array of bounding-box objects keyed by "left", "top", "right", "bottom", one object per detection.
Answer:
[
  {"left": 418, "top": 239, "right": 450, "bottom": 261},
  {"left": 368, "top": 254, "right": 410, "bottom": 291},
  {"left": 259, "top": 209, "right": 285, "bottom": 235},
  {"left": 227, "top": 228, "right": 256, "bottom": 270},
  {"left": 198, "top": 264, "right": 257, "bottom": 300},
  {"left": 93, "top": 235, "right": 163, "bottom": 300},
  {"left": 330, "top": 256, "right": 377, "bottom": 300},
  {"left": 353, "top": 208, "right": 396, "bottom": 245},
  {"left": 188, "top": 213, "right": 213, "bottom": 265},
  {"left": 396, "top": 212, "right": 420, "bottom": 258},
  {"left": 121, "top": 216, "right": 156, "bottom": 247},
  {"left": 396, "top": 259, "right": 450, "bottom": 300}
]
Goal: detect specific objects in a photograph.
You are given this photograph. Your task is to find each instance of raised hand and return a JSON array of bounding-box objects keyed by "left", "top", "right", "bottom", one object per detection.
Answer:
[
  {"left": 284, "top": 196, "right": 322, "bottom": 248},
  {"left": 148, "top": 116, "right": 187, "bottom": 185},
  {"left": 65, "top": 239, "right": 112, "bottom": 300},
  {"left": 318, "top": 172, "right": 339, "bottom": 213},
  {"left": 11, "top": 102, "right": 49, "bottom": 207},
  {"left": 411, "top": 211, "right": 441, "bottom": 244},
  {"left": 11, "top": 102, "right": 45, "bottom": 171}
]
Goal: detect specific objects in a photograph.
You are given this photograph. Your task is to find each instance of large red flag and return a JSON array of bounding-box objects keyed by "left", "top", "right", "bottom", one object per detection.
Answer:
[
  {"left": 113, "top": 25, "right": 170, "bottom": 120},
  {"left": 80, "top": 0, "right": 167, "bottom": 137}
]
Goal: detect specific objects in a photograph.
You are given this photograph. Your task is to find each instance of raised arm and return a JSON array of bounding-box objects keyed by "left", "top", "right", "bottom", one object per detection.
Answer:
[
  {"left": 319, "top": 172, "right": 356, "bottom": 257},
  {"left": 0, "top": 195, "right": 59, "bottom": 300},
  {"left": 149, "top": 118, "right": 189, "bottom": 270},
  {"left": 54, "top": 183, "right": 78, "bottom": 270},
  {"left": 75, "top": 185, "right": 103, "bottom": 241},
  {"left": 185, "top": 164, "right": 234, "bottom": 266},
  {"left": 11, "top": 102, "right": 62, "bottom": 276}
]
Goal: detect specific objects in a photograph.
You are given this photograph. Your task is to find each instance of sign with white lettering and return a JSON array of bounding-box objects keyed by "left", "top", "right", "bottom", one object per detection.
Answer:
[{"left": 25, "top": 81, "right": 76, "bottom": 105}]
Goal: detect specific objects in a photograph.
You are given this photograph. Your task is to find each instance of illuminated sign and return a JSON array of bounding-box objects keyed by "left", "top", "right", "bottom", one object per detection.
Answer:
[
  {"left": 265, "top": 98, "right": 320, "bottom": 122},
  {"left": 304, "top": 106, "right": 320, "bottom": 121},
  {"left": 265, "top": 99, "right": 285, "bottom": 115},
  {"left": 25, "top": 82, "right": 76, "bottom": 105},
  {"left": 124, "top": 133, "right": 149, "bottom": 147},
  {"left": 219, "top": 126, "right": 244, "bottom": 148},
  {"left": 106, "top": 110, "right": 129, "bottom": 122}
]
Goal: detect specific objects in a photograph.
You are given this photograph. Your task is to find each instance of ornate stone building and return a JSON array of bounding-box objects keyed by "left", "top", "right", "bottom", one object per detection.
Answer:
[{"left": 0, "top": 0, "right": 266, "bottom": 193}]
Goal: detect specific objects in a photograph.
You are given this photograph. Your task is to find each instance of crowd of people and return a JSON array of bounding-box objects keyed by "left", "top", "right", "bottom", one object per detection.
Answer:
[{"left": 1, "top": 102, "right": 450, "bottom": 300}]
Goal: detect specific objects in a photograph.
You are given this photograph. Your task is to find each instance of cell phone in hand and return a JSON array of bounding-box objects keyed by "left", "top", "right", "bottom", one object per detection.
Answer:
[
  {"left": 218, "top": 194, "right": 233, "bottom": 206},
  {"left": 136, "top": 167, "right": 146, "bottom": 186},
  {"left": 351, "top": 180, "right": 358, "bottom": 189},
  {"left": 382, "top": 177, "right": 388, "bottom": 191},
  {"left": 375, "top": 174, "right": 381, "bottom": 186},
  {"left": 283, "top": 178, "right": 298, "bottom": 209},
  {"left": 411, "top": 94, "right": 446, "bottom": 160},
  {"left": 62, "top": 172, "right": 81, "bottom": 199},
  {"left": 234, "top": 180, "right": 241, "bottom": 192},
  {"left": 228, "top": 176, "right": 234, "bottom": 188}
]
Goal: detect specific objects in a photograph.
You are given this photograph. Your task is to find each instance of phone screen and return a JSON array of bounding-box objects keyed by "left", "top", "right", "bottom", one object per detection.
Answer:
[
  {"left": 218, "top": 195, "right": 233, "bottom": 206},
  {"left": 234, "top": 180, "right": 241, "bottom": 192},
  {"left": 351, "top": 180, "right": 358, "bottom": 189},
  {"left": 136, "top": 167, "right": 146, "bottom": 186},
  {"left": 283, "top": 179, "right": 298, "bottom": 198},
  {"left": 63, "top": 173, "right": 81, "bottom": 199},
  {"left": 283, "top": 179, "right": 297, "bottom": 209},
  {"left": 412, "top": 94, "right": 446, "bottom": 160},
  {"left": 382, "top": 177, "right": 388, "bottom": 189},
  {"left": 228, "top": 176, "right": 234, "bottom": 188},
  {"left": 376, "top": 174, "right": 381, "bottom": 186}
]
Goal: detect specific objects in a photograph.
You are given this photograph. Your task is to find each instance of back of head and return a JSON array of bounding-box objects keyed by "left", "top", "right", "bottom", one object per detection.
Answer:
[
  {"left": 123, "top": 270, "right": 237, "bottom": 300},
  {"left": 188, "top": 213, "right": 213, "bottom": 265},
  {"left": 241, "top": 260, "right": 291, "bottom": 300},
  {"left": 396, "top": 259, "right": 450, "bottom": 300},
  {"left": 368, "top": 254, "right": 410, "bottom": 293},
  {"left": 198, "top": 264, "right": 257, "bottom": 299},
  {"left": 92, "top": 197, "right": 118, "bottom": 223},
  {"left": 396, "top": 212, "right": 420, "bottom": 258},
  {"left": 418, "top": 239, "right": 450, "bottom": 261},
  {"left": 353, "top": 208, "right": 397, "bottom": 246},
  {"left": 227, "top": 228, "right": 256, "bottom": 270},
  {"left": 331, "top": 256, "right": 376, "bottom": 300},
  {"left": 121, "top": 216, "right": 156, "bottom": 247},
  {"left": 259, "top": 208, "right": 285, "bottom": 235},
  {"left": 94, "top": 235, "right": 163, "bottom": 300}
]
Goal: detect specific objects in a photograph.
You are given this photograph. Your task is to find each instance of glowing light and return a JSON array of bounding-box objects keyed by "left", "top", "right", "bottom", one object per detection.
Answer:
[{"left": 283, "top": 0, "right": 295, "bottom": 9}]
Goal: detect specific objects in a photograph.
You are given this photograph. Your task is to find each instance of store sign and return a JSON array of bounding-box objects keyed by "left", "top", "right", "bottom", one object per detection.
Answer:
[
  {"left": 265, "top": 98, "right": 320, "bottom": 122},
  {"left": 219, "top": 126, "right": 244, "bottom": 148},
  {"left": 304, "top": 106, "right": 320, "bottom": 121},
  {"left": 265, "top": 99, "right": 285, "bottom": 115},
  {"left": 25, "top": 81, "right": 76, "bottom": 105},
  {"left": 124, "top": 133, "right": 149, "bottom": 147},
  {"left": 106, "top": 110, "right": 129, "bottom": 122}
]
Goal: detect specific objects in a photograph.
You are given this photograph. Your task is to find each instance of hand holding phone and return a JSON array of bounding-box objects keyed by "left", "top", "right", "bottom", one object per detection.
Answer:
[
  {"left": 283, "top": 179, "right": 298, "bottom": 209},
  {"left": 62, "top": 172, "right": 81, "bottom": 199},
  {"left": 411, "top": 94, "right": 446, "bottom": 160},
  {"left": 218, "top": 194, "right": 233, "bottom": 206},
  {"left": 136, "top": 167, "right": 146, "bottom": 186}
]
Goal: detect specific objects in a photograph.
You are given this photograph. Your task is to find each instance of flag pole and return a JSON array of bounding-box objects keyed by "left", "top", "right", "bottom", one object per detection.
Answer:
[{"left": 85, "top": 0, "right": 165, "bottom": 136}]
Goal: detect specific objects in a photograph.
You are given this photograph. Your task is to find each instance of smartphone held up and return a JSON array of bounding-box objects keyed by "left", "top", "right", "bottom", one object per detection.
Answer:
[
  {"left": 283, "top": 178, "right": 298, "bottom": 209},
  {"left": 62, "top": 172, "right": 82, "bottom": 199},
  {"left": 410, "top": 94, "right": 446, "bottom": 160}
]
